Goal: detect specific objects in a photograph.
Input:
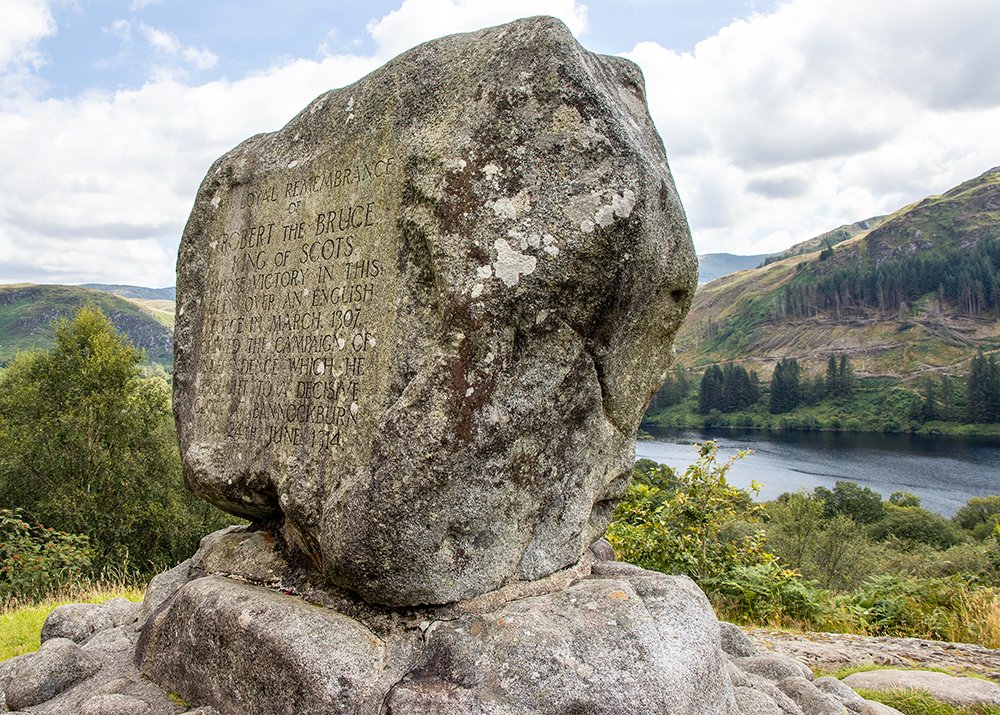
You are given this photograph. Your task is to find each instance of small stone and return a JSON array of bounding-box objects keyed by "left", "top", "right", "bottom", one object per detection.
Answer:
[
  {"left": 2, "top": 637, "right": 100, "bottom": 710},
  {"left": 719, "top": 621, "right": 758, "bottom": 658},
  {"left": 814, "top": 675, "right": 866, "bottom": 711},
  {"left": 588, "top": 538, "right": 616, "bottom": 561},
  {"left": 776, "top": 676, "right": 848, "bottom": 714},
  {"left": 735, "top": 653, "right": 814, "bottom": 683}
]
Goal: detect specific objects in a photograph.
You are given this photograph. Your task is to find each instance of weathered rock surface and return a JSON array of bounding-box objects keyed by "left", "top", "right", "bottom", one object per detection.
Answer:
[
  {"left": 1, "top": 551, "right": 936, "bottom": 715},
  {"left": 2, "top": 638, "right": 99, "bottom": 710},
  {"left": 173, "top": 14, "right": 695, "bottom": 607},
  {"left": 844, "top": 668, "right": 1000, "bottom": 708},
  {"left": 746, "top": 627, "right": 1000, "bottom": 680},
  {"left": 41, "top": 599, "right": 141, "bottom": 645},
  {"left": 134, "top": 552, "right": 738, "bottom": 715}
]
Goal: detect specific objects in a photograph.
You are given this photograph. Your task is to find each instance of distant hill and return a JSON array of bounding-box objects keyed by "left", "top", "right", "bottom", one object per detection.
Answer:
[
  {"left": 80, "top": 284, "right": 176, "bottom": 301},
  {"left": 0, "top": 284, "right": 173, "bottom": 369},
  {"left": 697, "top": 253, "right": 770, "bottom": 284},
  {"left": 761, "top": 216, "right": 885, "bottom": 266},
  {"left": 676, "top": 166, "right": 1000, "bottom": 380}
]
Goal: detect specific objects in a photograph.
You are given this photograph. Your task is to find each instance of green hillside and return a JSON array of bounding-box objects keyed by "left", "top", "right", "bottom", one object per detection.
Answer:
[
  {"left": 0, "top": 284, "right": 173, "bottom": 369},
  {"left": 761, "top": 215, "right": 885, "bottom": 266},
  {"left": 678, "top": 166, "right": 1000, "bottom": 380}
]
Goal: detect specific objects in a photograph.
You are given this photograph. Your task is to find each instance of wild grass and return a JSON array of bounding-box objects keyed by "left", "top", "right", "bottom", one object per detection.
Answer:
[
  {"left": 856, "top": 688, "right": 1000, "bottom": 715},
  {"left": 0, "top": 572, "right": 143, "bottom": 662}
]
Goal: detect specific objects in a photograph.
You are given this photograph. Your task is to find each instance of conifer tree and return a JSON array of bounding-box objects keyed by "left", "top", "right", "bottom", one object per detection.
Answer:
[
  {"left": 698, "top": 365, "right": 725, "bottom": 414},
  {"left": 769, "top": 358, "right": 801, "bottom": 414}
]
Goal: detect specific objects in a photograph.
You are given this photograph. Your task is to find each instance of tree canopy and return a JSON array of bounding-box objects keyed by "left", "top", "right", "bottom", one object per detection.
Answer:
[{"left": 0, "top": 306, "right": 230, "bottom": 574}]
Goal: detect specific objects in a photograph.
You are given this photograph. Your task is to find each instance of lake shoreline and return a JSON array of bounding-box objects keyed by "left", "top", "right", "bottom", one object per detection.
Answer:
[{"left": 635, "top": 426, "right": 1000, "bottom": 517}]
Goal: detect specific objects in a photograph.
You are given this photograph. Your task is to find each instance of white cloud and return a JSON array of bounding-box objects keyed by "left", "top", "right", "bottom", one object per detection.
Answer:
[
  {"left": 0, "top": 0, "right": 594, "bottom": 285},
  {"left": 0, "top": 52, "right": 380, "bottom": 285},
  {"left": 367, "top": 0, "right": 588, "bottom": 59},
  {"left": 0, "top": 0, "right": 55, "bottom": 71},
  {"left": 139, "top": 22, "right": 218, "bottom": 71},
  {"left": 129, "top": 0, "right": 163, "bottom": 10},
  {"left": 625, "top": 0, "right": 1000, "bottom": 254}
]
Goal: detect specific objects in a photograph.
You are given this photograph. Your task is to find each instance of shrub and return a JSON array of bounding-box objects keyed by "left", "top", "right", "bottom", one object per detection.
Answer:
[
  {"left": 814, "top": 481, "right": 886, "bottom": 524},
  {"left": 870, "top": 505, "right": 967, "bottom": 550},
  {"left": 954, "top": 496, "right": 1000, "bottom": 540},
  {"left": 0, "top": 509, "right": 93, "bottom": 603},
  {"left": 607, "top": 442, "right": 769, "bottom": 582},
  {"left": 704, "top": 561, "right": 824, "bottom": 626}
]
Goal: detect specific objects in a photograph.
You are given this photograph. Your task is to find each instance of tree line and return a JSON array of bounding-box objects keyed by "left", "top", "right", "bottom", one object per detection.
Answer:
[
  {"left": 650, "top": 351, "right": 1000, "bottom": 424},
  {"left": 696, "top": 355, "right": 855, "bottom": 415},
  {"left": 779, "top": 238, "right": 1000, "bottom": 319}
]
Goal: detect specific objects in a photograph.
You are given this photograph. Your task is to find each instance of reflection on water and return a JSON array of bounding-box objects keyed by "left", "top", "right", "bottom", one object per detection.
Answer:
[{"left": 635, "top": 427, "right": 1000, "bottom": 517}]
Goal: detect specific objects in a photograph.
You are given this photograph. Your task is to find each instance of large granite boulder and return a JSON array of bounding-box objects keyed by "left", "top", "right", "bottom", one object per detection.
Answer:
[
  {"left": 173, "top": 15, "right": 696, "bottom": 606},
  {"left": 135, "top": 563, "right": 738, "bottom": 715}
]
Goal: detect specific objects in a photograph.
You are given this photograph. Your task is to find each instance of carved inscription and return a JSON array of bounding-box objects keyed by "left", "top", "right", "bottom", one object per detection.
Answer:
[{"left": 194, "top": 157, "right": 395, "bottom": 454}]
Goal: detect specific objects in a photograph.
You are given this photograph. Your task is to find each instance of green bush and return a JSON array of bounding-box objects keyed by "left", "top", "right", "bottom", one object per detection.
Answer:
[
  {"left": 840, "top": 574, "right": 997, "bottom": 643},
  {"left": 814, "top": 481, "right": 886, "bottom": 524},
  {"left": 608, "top": 442, "right": 768, "bottom": 582},
  {"left": 0, "top": 509, "right": 93, "bottom": 603},
  {"left": 870, "top": 505, "right": 967, "bottom": 550},
  {"left": 704, "top": 561, "right": 824, "bottom": 625},
  {"left": 954, "top": 496, "right": 1000, "bottom": 540}
]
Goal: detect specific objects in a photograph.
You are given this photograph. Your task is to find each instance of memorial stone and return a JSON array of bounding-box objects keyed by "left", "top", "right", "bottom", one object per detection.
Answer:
[{"left": 173, "top": 15, "right": 696, "bottom": 606}]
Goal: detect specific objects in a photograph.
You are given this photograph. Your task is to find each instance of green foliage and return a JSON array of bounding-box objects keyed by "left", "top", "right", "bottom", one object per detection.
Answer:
[
  {"left": 967, "top": 352, "right": 1000, "bottom": 423},
  {"left": 703, "top": 561, "right": 823, "bottom": 624},
  {"left": 648, "top": 366, "right": 692, "bottom": 412},
  {"left": 698, "top": 364, "right": 725, "bottom": 415},
  {"left": 824, "top": 354, "right": 855, "bottom": 398},
  {"left": 607, "top": 442, "right": 769, "bottom": 582},
  {"left": 814, "top": 481, "right": 886, "bottom": 524},
  {"left": 890, "top": 491, "right": 922, "bottom": 507},
  {"left": 698, "top": 364, "right": 759, "bottom": 414},
  {"left": 954, "top": 496, "right": 1000, "bottom": 540},
  {"left": 0, "top": 509, "right": 93, "bottom": 603},
  {"left": 842, "top": 574, "right": 994, "bottom": 642},
  {"left": 781, "top": 237, "right": 1000, "bottom": 319},
  {"left": 870, "top": 505, "right": 967, "bottom": 550},
  {"left": 0, "top": 307, "right": 230, "bottom": 583},
  {"left": 615, "top": 450, "right": 1000, "bottom": 646}
]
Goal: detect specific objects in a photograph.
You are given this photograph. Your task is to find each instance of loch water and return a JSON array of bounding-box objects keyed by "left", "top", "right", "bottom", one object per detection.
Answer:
[{"left": 635, "top": 427, "right": 1000, "bottom": 517}]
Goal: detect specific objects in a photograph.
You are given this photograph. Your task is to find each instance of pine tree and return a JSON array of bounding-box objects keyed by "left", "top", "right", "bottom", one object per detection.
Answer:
[
  {"left": 825, "top": 355, "right": 838, "bottom": 397},
  {"left": 769, "top": 358, "right": 802, "bottom": 414},
  {"left": 698, "top": 365, "right": 725, "bottom": 415},
  {"left": 837, "top": 354, "right": 855, "bottom": 397}
]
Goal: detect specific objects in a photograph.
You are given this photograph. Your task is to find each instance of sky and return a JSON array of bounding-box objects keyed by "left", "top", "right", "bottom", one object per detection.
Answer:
[{"left": 1, "top": 0, "right": 998, "bottom": 288}]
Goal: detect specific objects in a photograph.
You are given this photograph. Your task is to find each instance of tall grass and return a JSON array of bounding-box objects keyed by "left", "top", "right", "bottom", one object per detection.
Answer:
[
  {"left": 714, "top": 576, "right": 1000, "bottom": 650},
  {"left": 0, "top": 569, "right": 143, "bottom": 662}
]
